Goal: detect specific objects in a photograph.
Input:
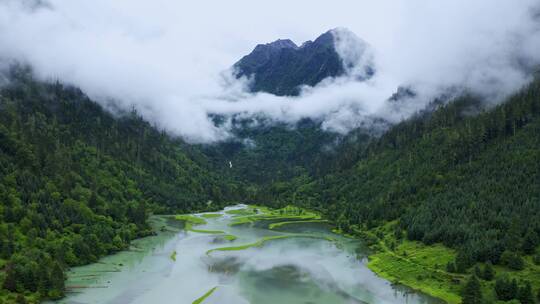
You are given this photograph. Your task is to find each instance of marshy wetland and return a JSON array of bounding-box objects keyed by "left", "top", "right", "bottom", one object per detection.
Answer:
[{"left": 53, "top": 205, "right": 444, "bottom": 304}]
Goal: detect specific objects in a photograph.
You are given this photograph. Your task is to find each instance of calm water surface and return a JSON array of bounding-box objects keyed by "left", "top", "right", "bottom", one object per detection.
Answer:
[{"left": 52, "top": 205, "right": 444, "bottom": 304}]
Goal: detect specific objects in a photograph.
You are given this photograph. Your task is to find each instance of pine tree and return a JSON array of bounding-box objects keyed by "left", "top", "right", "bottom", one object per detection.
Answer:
[
  {"left": 473, "top": 265, "right": 482, "bottom": 278},
  {"left": 462, "top": 275, "right": 482, "bottom": 304},
  {"left": 15, "top": 294, "right": 27, "bottom": 304},
  {"left": 510, "top": 279, "right": 519, "bottom": 300},
  {"left": 37, "top": 262, "right": 51, "bottom": 297},
  {"left": 482, "top": 262, "right": 495, "bottom": 281},
  {"left": 455, "top": 250, "right": 473, "bottom": 273},
  {"left": 2, "top": 263, "right": 17, "bottom": 292},
  {"left": 501, "top": 251, "right": 525, "bottom": 270},
  {"left": 508, "top": 255, "right": 525, "bottom": 270},
  {"left": 447, "top": 261, "right": 457, "bottom": 273},
  {"left": 49, "top": 261, "right": 65, "bottom": 299},
  {"left": 522, "top": 230, "right": 539, "bottom": 254},
  {"left": 495, "top": 276, "right": 518, "bottom": 301},
  {"left": 533, "top": 254, "right": 540, "bottom": 265},
  {"left": 517, "top": 281, "right": 535, "bottom": 304}
]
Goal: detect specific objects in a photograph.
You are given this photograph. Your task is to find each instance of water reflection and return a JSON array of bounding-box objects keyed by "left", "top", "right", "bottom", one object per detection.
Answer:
[{"left": 52, "top": 206, "right": 445, "bottom": 304}]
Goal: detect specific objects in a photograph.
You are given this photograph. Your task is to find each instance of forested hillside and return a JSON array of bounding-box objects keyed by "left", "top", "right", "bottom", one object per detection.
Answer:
[
  {"left": 0, "top": 67, "right": 241, "bottom": 302},
  {"left": 1, "top": 63, "right": 539, "bottom": 303},
  {"left": 200, "top": 118, "right": 371, "bottom": 184},
  {"left": 259, "top": 77, "right": 540, "bottom": 301}
]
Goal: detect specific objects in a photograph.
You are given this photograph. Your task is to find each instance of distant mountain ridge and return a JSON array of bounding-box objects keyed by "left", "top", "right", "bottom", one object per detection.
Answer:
[{"left": 233, "top": 29, "right": 374, "bottom": 96}]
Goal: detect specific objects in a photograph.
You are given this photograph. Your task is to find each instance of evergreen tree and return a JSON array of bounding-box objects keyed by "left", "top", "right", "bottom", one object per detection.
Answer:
[
  {"left": 495, "top": 276, "right": 518, "bottom": 301},
  {"left": 37, "top": 262, "right": 51, "bottom": 297},
  {"left": 2, "top": 263, "right": 17, "bottom": 292},
  {"left": 501, "top": 251, "right": 525, "bottom": 270},
  {"left": 15, "top": 294, "right": 27, "bottom": 304},
  {"left": 510, "top": 279, "right": 519, "bottom": 301},
  {"left": 508, "top": 255, "right": 525, "bottom": 271},
  {"left": 462, "top": 275, "right": 482, "bottom": 304},
  {"left": 446, "top": 261, "right": 457, "bottom": 273},
  {"left": 473, "top": 265, "right": 482, "bottom": 278},
  {"left": 482, "top": 262, "right": 495, "bottom": 281},
  {"left": 517, "top": 281, "right": 535, "bottom": 304},
  {"left": 49, "top": 261, "right": 65, "bottom": 299},
  {"left": 533, "top": 254, "right": 540, "bottom": 265},
  {"left": 522, "top": 229, "right": 539, "bottom": 255},
  {"left": 455, "top": 251, "right": 473, "bottom": 273}
]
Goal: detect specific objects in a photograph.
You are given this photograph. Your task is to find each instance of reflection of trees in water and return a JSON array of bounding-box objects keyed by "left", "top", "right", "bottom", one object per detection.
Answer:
[
  {"left": 205, "top": 256, "right": 243, "bottom": 276},
  {"left": 240, "top": 264, "right": 368, "bottom": 304}
]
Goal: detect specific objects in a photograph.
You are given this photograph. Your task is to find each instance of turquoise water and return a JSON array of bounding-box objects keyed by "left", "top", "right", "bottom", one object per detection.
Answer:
[{"left": 52, "top": 205, "right": 443, "bottom": 304}]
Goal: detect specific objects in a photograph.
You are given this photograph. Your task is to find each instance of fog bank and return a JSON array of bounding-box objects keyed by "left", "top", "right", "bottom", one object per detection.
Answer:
[{"left": 1, "top": 0, "right": 539, "bottom": 142}]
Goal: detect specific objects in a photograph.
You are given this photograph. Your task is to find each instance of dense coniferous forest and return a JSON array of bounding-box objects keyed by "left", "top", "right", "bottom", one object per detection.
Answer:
[
  {"left": 261, "top": 77, "right": 540, "bottom": 271},
  {"left": 0, "top": 67, "right": 241, "bottom": 301},
  {"left": 200, "top": 118, "right": 357, "bottom": 184}
]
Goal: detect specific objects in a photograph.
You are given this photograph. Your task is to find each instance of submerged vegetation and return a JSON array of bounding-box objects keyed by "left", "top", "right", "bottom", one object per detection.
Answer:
[
  {"left": 200, "top": 213, "right": 222, "bottom": 219},
  {"left": 268, "top": 219, "right": 329, "bottom": 230},
  {"left": 228, "top": 205, "right": 321, "bottom": 227},
  {"left": 206, "top": 234, "right": 335, "bottom": 256},
  {"left": 223, "top": 234, "right": 238, "bottom": 242},
  {"left": 174, "top": 214, "right": 224, "bottom": 234},
  {"left": 175, "top": 206, "right": 334, "bottom": 256},
  {"left": 191, "top": 286, "right": 218, "bottom": 304}
]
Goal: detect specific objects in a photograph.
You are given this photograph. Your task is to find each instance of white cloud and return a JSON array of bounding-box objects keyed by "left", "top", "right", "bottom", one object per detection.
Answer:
[{"left": 0, "top": 0, "right": 539, "bottom": 142}]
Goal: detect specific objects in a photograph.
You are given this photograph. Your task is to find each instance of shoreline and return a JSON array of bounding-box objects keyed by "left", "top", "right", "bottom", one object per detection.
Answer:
[
  {"left": 56, "top": 206, "right": 458, "bottom": 304},
  {"left": 331, "top": 226, "right": 460, "bottom": 304}
]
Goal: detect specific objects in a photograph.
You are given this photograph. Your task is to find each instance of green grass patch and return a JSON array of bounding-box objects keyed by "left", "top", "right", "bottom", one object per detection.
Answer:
[
  {"left": 200, "top": 213, "right": 222, "bottom": 219},
  {"left": 358, "top": 223, "right": 462, "bottom": 304},
  {"left": 174, "top": 214, "right": 219, "bottom": 233},
  {"left": 192, "top": 286, "right": 218, "bottom": 304},
  {"left": 175, "top": 214, "right": 207, "bottom": 225},
  {"left": 269, "top": 219, "right": 329, "bottom": 230},
  {"left": 229, "top": 216, "right": 255, "bottom": 226},
  {"left": 368, "top": 248, "right": 462, "bottom": 304},
  {"left": 0, "top": 291, "right": 39, "bottom": 304},
  {"left": 223, "top": 234, "right": 237, "bottom": 241},
  {"left": 206, "top": 234, "right": 335, "bottom": 255},
  {"left": 226, "top": 208, "right": 256, "bottom": 216},
  {"left": 228, "top": 205, "right": 321, "bottom": 227},
  {"left": 360, "top": 222, "right": 540, "bottom": 304},
  {"left": 479, "top": 255, "right": 540, "bottom": 302},
  {"left": 496, "top": 255, "right": 540, "bottom": 289},
  {"left": 189, "top": 228, "right": 225, "bottom": 234}
]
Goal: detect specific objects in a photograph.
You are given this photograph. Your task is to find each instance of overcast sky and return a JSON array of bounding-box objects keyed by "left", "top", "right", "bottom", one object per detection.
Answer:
[{"left": 1, "top": 0, "right": 539, "bottom": 142}]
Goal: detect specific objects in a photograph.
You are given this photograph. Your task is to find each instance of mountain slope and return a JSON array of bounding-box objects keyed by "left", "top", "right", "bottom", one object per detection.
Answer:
[
  {"left": 233, "top": 29, "right": 373, "bottom": 96},
  {"left": 0, "top": 67, "right": 241, "bottom": 302},
  {"left": 267, "top": 79, "right": 540, "bottom": 266}
]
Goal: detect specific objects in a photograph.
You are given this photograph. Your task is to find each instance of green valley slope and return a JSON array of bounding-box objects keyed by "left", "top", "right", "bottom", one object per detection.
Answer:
[
  {"left": 0, "top": 67, "right": 241, "bottom": 303},
  {"left": 265, "top": 78, "right": 540, "bottom": 303}
]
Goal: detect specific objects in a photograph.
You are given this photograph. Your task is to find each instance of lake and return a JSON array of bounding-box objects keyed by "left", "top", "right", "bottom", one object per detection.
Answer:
[{"left": 52, "top": 205, "right": 444, "bottom": 304}]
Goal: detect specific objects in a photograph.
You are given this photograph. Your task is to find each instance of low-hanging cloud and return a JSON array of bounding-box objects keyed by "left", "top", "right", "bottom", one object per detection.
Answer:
[{"left": 0, "top": 0, "right": 539, "bottom": 143}]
